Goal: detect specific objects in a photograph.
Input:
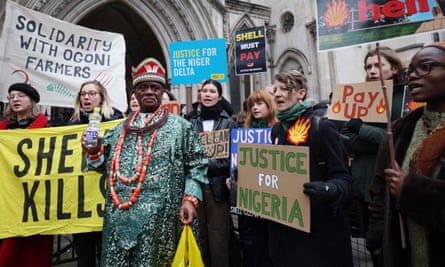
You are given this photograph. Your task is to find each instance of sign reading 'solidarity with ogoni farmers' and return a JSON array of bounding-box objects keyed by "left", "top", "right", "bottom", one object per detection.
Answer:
[
  {"left": 169, "top": 38, "right": 228, "bottom": 85},
  {"left": 237, "top": 143, "right": 311, "bottom": 233}
]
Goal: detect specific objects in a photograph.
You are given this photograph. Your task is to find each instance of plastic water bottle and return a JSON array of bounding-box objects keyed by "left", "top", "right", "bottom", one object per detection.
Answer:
[{"left": 85, "top": 107, "right": 101, "bottom": 147}]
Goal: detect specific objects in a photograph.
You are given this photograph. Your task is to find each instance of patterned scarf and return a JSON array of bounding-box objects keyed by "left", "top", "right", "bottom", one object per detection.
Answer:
[{"left": 409, "top": 109, "right": 445, "bottom": 176}]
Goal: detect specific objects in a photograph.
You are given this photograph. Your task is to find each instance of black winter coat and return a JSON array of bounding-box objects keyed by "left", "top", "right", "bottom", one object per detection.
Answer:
[
  {"left": 188, "top": 109, "right": 238, "bottom": 202},
  {"left": 368, "top": 107, "right": 445, "bottom": 267},
  {"left": 269, "top": 109, "right": 353, "bottom": 267}
]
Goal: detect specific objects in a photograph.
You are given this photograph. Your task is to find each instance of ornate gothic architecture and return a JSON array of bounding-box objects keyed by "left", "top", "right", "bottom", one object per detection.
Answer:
[{"left": 1, "top": 0, "right": 444, "bottom": 115}]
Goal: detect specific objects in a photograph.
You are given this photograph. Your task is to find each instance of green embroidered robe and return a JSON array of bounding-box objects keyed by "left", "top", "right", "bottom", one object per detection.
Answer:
[{"left": 100, "top": 112, "right": 207, "bottom": 267}]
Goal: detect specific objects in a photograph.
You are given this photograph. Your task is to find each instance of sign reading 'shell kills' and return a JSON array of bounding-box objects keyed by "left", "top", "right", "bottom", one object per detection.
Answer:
[{"left": 237, "top": 143, "right": 311, "bottom": 233}]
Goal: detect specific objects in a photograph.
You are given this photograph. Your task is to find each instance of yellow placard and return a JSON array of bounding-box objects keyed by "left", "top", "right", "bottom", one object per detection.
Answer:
[{"left": 0, "top": 119, "right": 123, "bottom": 238}]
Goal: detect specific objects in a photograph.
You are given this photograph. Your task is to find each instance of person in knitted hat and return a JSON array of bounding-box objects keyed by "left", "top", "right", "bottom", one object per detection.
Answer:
[
  {"left": 0, "top": 83, "right": 53, "bottom": 267},
  {"left": 8, "top": 82, "right": 40, "bottom": 102},
  {"left": 0, "top": 83, "right": 47, "bottom": 129},
  {"left": 367, "top": 42, "right": 445, "bottom": 267},
  {"left": 81, "top": 58, "right": 208, "bottom": 266}
]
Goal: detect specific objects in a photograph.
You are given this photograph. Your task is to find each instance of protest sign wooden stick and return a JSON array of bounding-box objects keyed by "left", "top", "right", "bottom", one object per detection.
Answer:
[{"left": 376, "top": 42, "right": 406, "bottom": 249}]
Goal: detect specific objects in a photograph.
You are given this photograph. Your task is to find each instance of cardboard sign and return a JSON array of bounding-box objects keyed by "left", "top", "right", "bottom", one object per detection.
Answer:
[
  {"left": 328, "top": 80, "right": 393, "bottom": 123},
  {"left": 163, "top": 101, "right": 181, "bottom": 115},
  {"left": 237, "top": 143, "right": 311, "bottom": 233},
  {"left": 234, "top": 26, "right": 267, "bottom": 75},
  {"left": 230, "top": 128, "right": 272, "bottom": 215},
  {"left": 199, "top": 129, "right": 230, "bottom": 159}
]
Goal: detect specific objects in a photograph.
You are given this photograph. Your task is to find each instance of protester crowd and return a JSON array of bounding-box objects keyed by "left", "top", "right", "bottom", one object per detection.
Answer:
[{"left": 1, "top": 41, "right": 444, "bottom": 267}]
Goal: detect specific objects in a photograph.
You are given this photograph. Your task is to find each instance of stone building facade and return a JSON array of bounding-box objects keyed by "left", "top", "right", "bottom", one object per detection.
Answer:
[{"left": 1, "top": 0, "right": 444, "bottom": 116}]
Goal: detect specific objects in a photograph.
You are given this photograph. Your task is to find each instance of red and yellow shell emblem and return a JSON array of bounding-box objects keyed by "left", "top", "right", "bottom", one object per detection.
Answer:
[{"left": 287, "top": 117, "right": 311, "bottom": 145}]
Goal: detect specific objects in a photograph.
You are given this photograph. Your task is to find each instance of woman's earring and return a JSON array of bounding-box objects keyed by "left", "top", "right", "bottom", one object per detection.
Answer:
[{"left": 298, "top": 99, "right": 304, "bottom": 105}]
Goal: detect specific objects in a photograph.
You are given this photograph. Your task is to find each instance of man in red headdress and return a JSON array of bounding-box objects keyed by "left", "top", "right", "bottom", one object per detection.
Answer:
[{"left": 82, "top": 58, "right": 208, "bottom": 266}]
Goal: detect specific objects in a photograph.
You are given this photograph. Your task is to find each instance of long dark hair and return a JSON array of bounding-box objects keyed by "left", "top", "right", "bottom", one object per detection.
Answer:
[{"left": 202, "top": 79, "right": 222, "bottom": 96}]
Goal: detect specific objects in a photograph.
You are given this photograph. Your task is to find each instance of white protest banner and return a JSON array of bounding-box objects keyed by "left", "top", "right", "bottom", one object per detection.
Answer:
[{"left": 0, "top": 0, "right": 127, "bottom": 112}]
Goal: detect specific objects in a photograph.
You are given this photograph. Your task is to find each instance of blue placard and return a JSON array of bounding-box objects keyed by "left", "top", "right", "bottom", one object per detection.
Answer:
[
  {"left": 169, "top": 38, "right": 228, "bottom": 85},
  {"left": 229, "top": 128, "right": 272, "bottom": 214},
  {"left": 230, "top": 128, "right": 272, "bottom": 169}
]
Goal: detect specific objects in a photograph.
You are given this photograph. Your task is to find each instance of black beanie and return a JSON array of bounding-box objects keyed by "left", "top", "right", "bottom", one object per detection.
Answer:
[{"left": 8, "top": 83, "right": 40, "bottom": 103}]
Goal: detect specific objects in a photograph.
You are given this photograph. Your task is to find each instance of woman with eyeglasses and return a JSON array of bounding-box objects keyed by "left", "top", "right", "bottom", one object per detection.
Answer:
[
  {"left": 70, "top": 80, "right": 123, "bottom": 267},
  {"left": 70, "top": 80, "right": 123, "bottom": 124},
  {"left": 367, "top": 42, "right": 445, "bottom": 267},
  {"left": 0, "top": 83, "right": 53, "bottom": 267}
]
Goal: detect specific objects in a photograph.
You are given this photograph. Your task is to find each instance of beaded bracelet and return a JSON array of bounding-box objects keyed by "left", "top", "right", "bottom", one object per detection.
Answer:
[
  {"left": 183, "top": 194, "right": 199, "bottom": 209},
  {"left": 86, "top": 146, "right": 104, "bottom": 160}
]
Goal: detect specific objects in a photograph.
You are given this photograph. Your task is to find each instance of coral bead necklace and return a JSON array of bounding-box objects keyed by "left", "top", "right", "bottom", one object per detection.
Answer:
[{"left": 108, "top": 108, "right": 164, "bottom": 210}]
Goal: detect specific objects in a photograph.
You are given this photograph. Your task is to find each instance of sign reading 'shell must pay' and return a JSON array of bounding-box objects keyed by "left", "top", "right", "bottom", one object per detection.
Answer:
[{"left": 234, "top": 26, "right": 267, "bottom": 75}]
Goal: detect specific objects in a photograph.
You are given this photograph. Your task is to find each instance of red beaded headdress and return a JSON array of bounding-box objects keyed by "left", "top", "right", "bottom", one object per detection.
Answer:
[{"left": 131, "top": 57, "right": 166, "bottom": 86}]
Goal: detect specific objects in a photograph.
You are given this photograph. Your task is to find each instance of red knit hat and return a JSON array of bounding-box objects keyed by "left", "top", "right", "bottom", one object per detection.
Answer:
[{"left": 131, "top": 58, "right": 166, "bottom": 86}]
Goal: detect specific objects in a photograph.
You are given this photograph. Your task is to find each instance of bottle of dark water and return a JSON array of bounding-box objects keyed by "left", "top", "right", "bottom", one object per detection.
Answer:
[{"left": 85, "top": 107, "right": 101, "bottom": 147}]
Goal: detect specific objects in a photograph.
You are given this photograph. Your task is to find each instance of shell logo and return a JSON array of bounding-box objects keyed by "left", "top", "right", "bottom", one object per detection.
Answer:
[
  {"left": 323, "top": 0, "right": 350, "bottom": 28},
  {"left": 287, "top": 117, "right": 311, "bottom": 146}
]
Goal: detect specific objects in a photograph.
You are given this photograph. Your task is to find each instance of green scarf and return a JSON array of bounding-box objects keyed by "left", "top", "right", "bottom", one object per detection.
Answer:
[
  {"left": 251, "top": 119, "right": 268, "bottom": 129},
  {"left": 276, "top": 101, "right": 311, "bottom": 130}
]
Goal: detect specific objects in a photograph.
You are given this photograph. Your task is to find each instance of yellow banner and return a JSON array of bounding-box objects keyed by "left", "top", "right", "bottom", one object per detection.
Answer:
[{"left": 0, "top": 119, "right": 123, "bottom": 238}]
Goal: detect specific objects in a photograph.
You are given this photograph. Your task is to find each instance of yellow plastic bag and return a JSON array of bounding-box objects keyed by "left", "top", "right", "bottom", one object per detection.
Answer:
[{"left": 171, "top": 225, "right": 204, "bottom": 267}]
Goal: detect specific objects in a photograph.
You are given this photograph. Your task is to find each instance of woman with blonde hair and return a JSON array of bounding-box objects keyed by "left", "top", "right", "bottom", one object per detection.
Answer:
[
  {"left": 69, "top": 79, "right": 123, "bottom": 267},
  {"left": 70, "top": 80, "right": 123, "bottom": 123}
]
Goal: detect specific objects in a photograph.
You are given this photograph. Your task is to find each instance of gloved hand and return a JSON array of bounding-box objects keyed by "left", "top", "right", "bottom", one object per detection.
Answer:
[
  {"left": 303, "top": 181, "right": 339, "bottom": 203},
  {"left": 347, "top": 118, "right": 363, "bottom": 134}
]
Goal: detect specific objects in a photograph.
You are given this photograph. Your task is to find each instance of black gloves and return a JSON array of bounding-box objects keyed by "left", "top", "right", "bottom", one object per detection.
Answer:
[
  {"left": 303, "top": 181, "right": 339, "bottom": 204},
  {"left": 347, "top": 118, "right": 363, "bottom": 134}
]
